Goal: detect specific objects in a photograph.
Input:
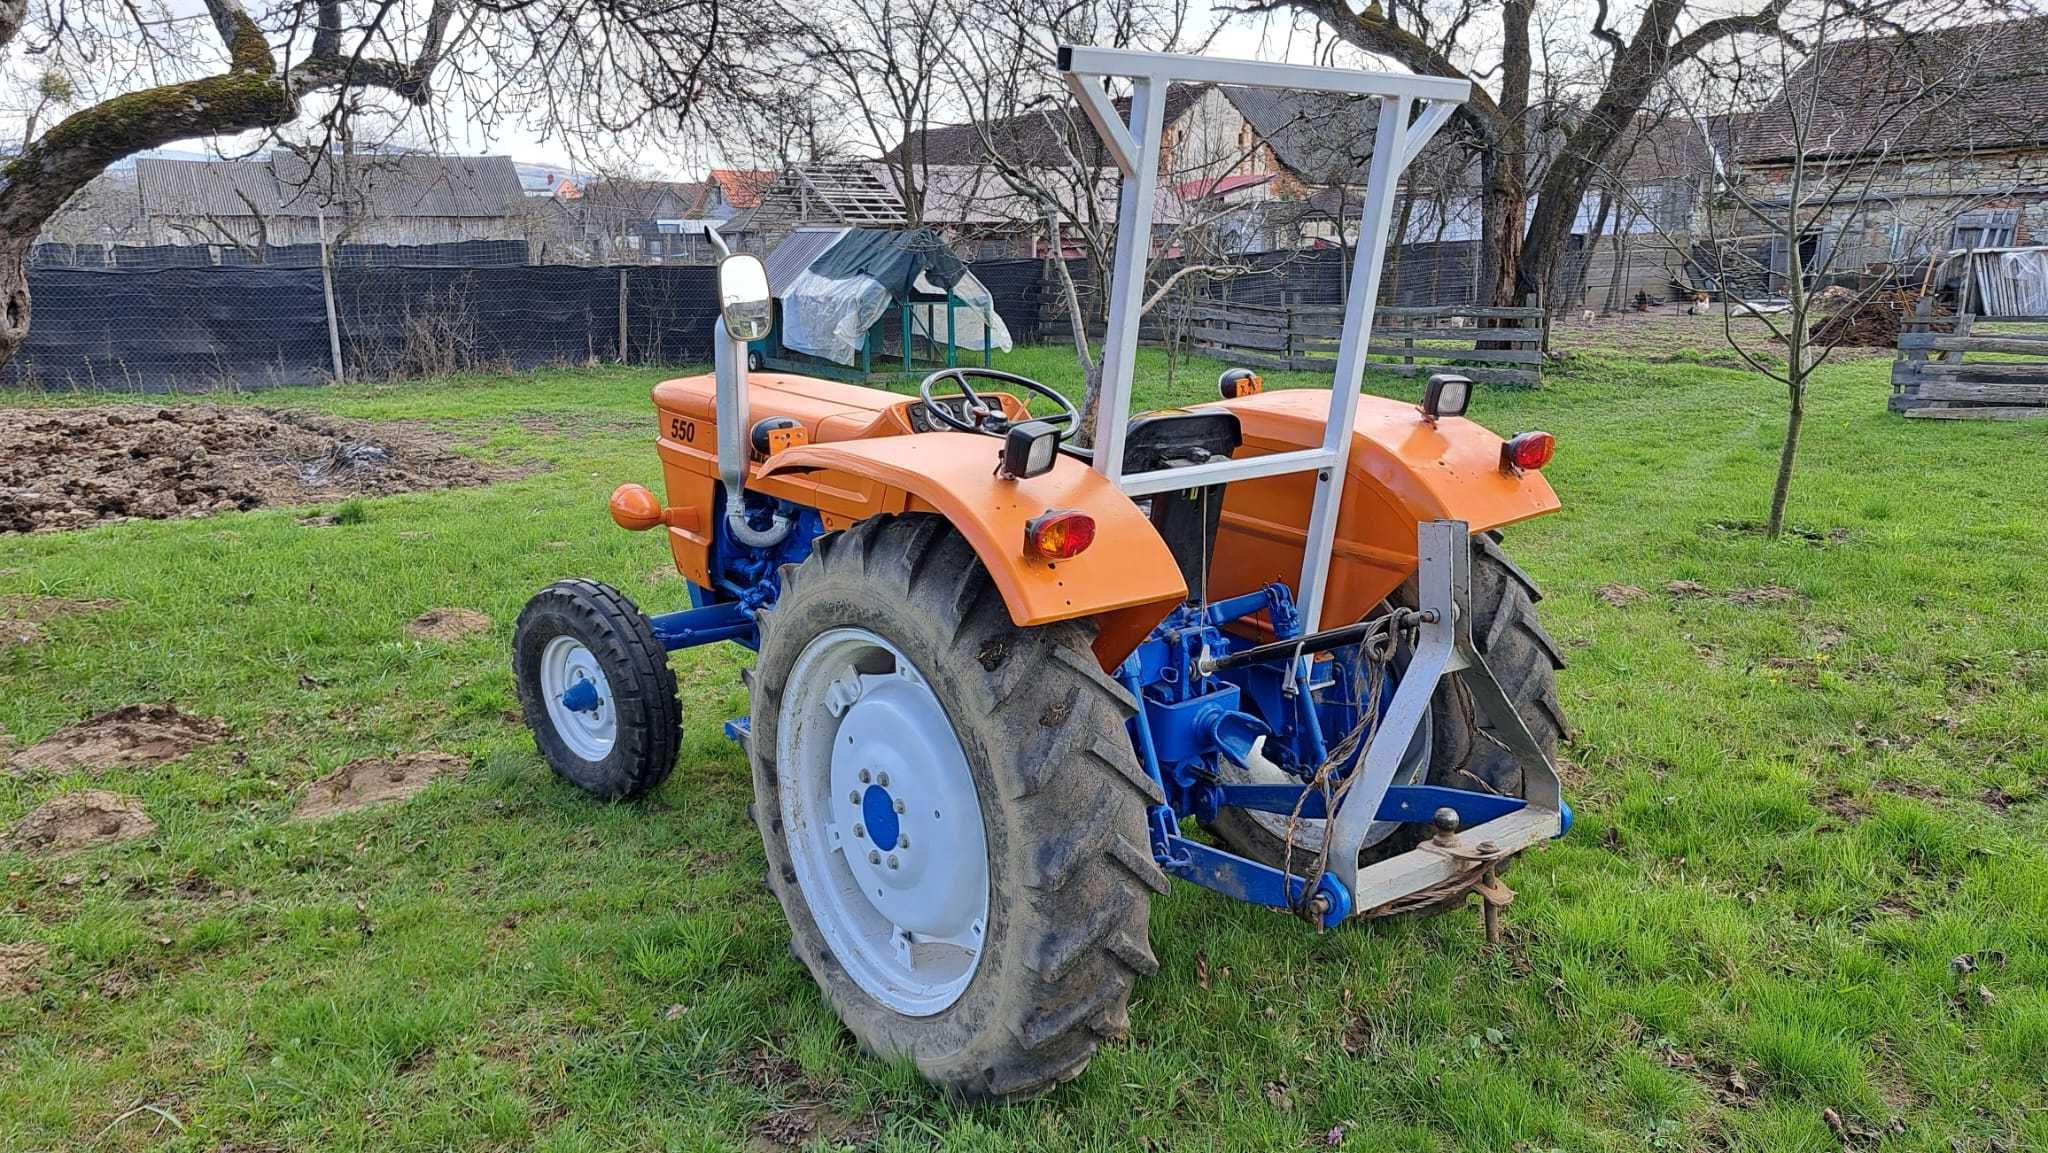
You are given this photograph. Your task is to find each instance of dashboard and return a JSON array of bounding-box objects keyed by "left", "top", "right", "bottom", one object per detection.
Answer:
[{"left": 902, "top": 393, "right": 1030, "bottom": 434}]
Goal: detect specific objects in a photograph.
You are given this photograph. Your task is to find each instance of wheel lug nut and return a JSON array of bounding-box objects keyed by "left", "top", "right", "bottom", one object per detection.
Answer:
[
  {"left": 859, "top": 769, "right": 871, "bottom": 783},
  {"left": 849, "top": 790, "right": 862, "bottom": 805},
  {"left": 854, "top": 824, "right": 865, "bottom": 838},
  {"left": 893, "top": 799, "right": 906, "bottom": 814},
  {"left": 877, "top": 772, "right": 889, "bottom": 787},
  {"left": 897, "top": 834, "right": 909, "bottom": 849},
  {"left": 867, "top": 850, "right": 881, "bottom": 865},
  {"left": 887, "top": 855, "right": 899, "bottom": 869}
]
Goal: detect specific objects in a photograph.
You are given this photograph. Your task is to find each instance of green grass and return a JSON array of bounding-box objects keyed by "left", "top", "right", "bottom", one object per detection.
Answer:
[{"left": 3, "top": 341, "right": 2046, "bottom": 1152}]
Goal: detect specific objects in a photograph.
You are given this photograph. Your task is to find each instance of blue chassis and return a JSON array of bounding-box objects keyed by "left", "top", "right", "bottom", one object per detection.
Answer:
[{"left": 645, "top": 498, "right": 1569, "bottom": 929}]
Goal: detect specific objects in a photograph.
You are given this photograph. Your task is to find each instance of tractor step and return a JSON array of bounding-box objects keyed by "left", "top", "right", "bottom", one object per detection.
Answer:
[{"left": 724, "top": 715, "right": 751, "bottom": 749}]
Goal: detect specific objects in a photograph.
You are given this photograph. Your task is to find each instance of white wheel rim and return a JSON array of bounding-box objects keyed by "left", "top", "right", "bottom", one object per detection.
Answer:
[
  {"left": 541, "top": 635, "right": 618, "bottom": 761},
  {"left": 778, "top": 627, "right": 989, "bottom": 1016}
]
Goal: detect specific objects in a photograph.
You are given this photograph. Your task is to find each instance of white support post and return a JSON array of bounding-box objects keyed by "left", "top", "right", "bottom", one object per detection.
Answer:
[
  {"left": 1088, "top": 78, "right": 1167, "bottom": 484},
  {"left": 1294, "top": 95, "right": 1412, "bottom": 632}
]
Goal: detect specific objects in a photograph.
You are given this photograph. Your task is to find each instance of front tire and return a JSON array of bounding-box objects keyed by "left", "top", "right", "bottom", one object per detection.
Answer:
[
  {"left": 748, "top": 515, "right": 1167, "bottom": 1098},
  {"left": 513, "top": 579, "right": 681, "bottom": 800}
]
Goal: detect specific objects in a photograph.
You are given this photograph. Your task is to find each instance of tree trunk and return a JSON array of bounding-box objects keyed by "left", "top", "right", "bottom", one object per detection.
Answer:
[
  {"left": 0, "top": 12, "right": 293, "bottom": 371},
  {"left": 1766, "top": 378, "right": 1803, "bottom": 539},
  {"left": 1482, "top": 0, "right": 1531, "bottom": 309},
  {"left": 0, "top": 239, "right": 29, "bottom": 365}
]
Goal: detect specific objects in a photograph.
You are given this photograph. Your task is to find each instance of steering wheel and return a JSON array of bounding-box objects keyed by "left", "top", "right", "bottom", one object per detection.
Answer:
[{"left": 917, "top": 368, "right": 1082, "bottom": 441}]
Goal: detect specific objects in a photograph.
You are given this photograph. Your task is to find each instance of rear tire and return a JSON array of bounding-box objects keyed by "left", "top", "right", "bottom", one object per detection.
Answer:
[
  {"left": 748, "top": 514, "right": 1167, "bottom": 1099},
  {"left": 513, "top": 579, "right": 681, "bottom": 800},
  {"left": 1206, "top": 533, "right": 1567, "bottom": 890}
]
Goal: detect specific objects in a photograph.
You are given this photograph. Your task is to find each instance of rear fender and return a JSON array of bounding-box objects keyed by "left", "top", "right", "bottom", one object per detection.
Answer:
[
  {"left": 1206, "top": 389, "right": 1560, "bottom": 624},
  {"left": 754, "top": 433, "right": 1187, "bottom": 668}
]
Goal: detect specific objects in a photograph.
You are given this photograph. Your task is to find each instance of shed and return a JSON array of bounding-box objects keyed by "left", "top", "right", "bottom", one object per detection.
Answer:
[{"left": 752, "top": 227, "right": 1012, "bottom": 379}]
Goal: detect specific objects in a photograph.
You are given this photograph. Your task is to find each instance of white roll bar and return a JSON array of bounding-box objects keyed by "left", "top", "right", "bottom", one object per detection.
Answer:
[{"left": 1056, "top": 46, "right": 1468, "bottom": 632}]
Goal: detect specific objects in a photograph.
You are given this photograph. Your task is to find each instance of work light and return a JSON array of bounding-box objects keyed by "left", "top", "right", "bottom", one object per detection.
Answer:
[
  {"left": 1001, "top": 420, "right": 1063, "bottom": 479},
  {"left": 1421, "top": 373, "right": 1472, "bottom": 420}
]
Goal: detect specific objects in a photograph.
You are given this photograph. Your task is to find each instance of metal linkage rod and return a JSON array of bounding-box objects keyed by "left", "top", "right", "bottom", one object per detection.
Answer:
[{"left": 1197, "top": 608, "right": 1433, "bottom": 676}]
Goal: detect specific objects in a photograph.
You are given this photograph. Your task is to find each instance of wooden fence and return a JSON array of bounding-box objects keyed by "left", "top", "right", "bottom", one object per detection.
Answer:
[
  {"left": 1168, "top": 296, "right": 1546, "bottom": 387},
  {"left": 1892, "top": 299, "right": 2048, "bottom": 420}
]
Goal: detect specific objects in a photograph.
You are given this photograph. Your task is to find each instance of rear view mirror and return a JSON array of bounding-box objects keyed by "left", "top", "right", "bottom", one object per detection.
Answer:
[{"left": 718, "top": 254, "right": 772, "bottom": 341}]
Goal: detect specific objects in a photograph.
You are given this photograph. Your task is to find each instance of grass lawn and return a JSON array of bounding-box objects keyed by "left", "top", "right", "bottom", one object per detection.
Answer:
[{"left": 2, "top": 339, "right": 2045, "bottom": 1152}]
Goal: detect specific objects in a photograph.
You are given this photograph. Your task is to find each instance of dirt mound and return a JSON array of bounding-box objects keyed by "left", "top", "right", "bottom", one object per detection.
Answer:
[
  {"left": 0, "top": 405, "right": 505, "bottom": 533},
  {"left": 9, "top": 704, "right": 227, "bottom": 776},
  {"left": 292, "top": 751, "right": 465, "bottom": 819},
  {"left": 1808, "top": 288, "right": 1947, "bottom": 348},
  {"left": 10, "top": 791, "right": 157, "bottom": 853},
  {"left": 407, "top": 608, "right": 491, "bottom": 642},
  {"left": 0, "top": 942, "right": 48, "bottom": 996}
]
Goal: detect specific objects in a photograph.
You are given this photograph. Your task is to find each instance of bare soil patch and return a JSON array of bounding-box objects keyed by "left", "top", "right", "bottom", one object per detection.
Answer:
[
  {"left": 406, "top": 608, "right": 491, "bottom": 642},
  {"left": 0, "top": 941, "right": 48, "bottom": 996},
  {"left": 292, "top": 751, "right": 466, "bottom": 819},
  {"left": 0, "top": 594, "right": 116, "bottom": 653},
  {"left": 0, "top": 405, "right": 508, "bottom": 533},
  {"left": 1595, "top": 582, "right": 1648, "bottom": 607},
  {"left": 8, "top": 704, "right": 227, "bottom": 777},
  {"left": 10, "top": 790, "right": 157, "bottom": 853}
]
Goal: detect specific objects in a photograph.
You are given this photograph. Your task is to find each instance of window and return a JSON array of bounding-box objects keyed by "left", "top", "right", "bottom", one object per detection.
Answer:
[{"left": 1951, "top": 210, "right": 2017, "bottom": 250}]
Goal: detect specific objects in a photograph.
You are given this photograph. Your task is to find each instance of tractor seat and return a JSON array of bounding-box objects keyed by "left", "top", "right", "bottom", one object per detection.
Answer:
[{"left": 1121, "top": 410, "right": 1243, "bottom": 597}]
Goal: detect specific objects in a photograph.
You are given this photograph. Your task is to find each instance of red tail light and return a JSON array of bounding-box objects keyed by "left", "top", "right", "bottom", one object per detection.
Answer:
[
  {"left": 1025, "top": 509, "right": 1095, "bottom": 558},
  {"left": 1502, "top": 431, "right": 1555, "bottom": 473}
]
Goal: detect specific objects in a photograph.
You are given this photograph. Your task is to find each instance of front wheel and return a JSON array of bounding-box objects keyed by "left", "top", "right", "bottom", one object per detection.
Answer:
[
  {"left": 513, "top": 579, "right": 681, "bottom": 800},
  {"left": 748, "top": 514, "right": 1167, "bottom": 1098}
]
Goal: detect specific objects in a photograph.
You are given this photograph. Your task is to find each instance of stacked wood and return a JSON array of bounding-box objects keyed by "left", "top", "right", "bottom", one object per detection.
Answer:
[{"left": 1892, "top": 301, "right": 2048, "bottom": 420}]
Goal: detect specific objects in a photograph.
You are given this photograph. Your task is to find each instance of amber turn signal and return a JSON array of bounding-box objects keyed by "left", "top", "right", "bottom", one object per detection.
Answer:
[
  {"left": 609, "top": 483, "right": 665, "bottom": 531},
  {"left": 1025, "top": 509, "right": 1095, "bottom": 559}
]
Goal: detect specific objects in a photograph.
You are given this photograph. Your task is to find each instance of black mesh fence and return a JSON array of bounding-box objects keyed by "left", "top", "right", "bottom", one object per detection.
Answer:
[{"left": 4, "top": 254, "right": 716, "bottom": 392}]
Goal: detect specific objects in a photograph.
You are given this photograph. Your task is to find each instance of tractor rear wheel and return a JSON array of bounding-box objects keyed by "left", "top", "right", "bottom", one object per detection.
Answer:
[
  {"left": 1207, "top": 533, "right": 1567, "bottom": 890},
  {"left": 747, "top": 514, "right": 1166, "bottom": 1099}
]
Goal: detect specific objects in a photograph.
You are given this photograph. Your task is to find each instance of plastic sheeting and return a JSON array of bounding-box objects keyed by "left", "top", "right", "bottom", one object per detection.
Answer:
[
  {"left": 778, "top": 269, "right": 894, "bottom": 366},
  {"left": 907, "top": 270, "right": 1013, "bottom": 357}
]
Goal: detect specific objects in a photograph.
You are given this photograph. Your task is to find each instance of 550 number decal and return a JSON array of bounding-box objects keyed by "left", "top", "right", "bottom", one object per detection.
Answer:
[{"left": 669, "top": 417, "right": 697, "bottom": 443}]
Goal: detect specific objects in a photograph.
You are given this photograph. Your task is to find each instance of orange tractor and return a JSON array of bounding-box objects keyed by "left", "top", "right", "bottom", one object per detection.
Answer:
[{"left": 514, "top": 46, "right": 1568, "bottom": 1098}]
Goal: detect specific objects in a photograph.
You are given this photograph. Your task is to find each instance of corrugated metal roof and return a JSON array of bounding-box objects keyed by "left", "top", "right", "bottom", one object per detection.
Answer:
[
  {"left": 764, "top": 227, "right": 848, "bottom": 294},
  {"left": 136, "top": 153, "right": 527, "bottom": 218}
]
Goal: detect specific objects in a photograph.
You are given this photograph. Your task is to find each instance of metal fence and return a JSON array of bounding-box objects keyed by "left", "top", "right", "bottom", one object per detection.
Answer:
[{"left": 4, "top": 247, "right": 717, "bottom": 392}]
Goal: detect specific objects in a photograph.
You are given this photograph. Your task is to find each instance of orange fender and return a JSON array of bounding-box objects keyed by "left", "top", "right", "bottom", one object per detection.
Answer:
[
  {"left": 755, "top": 433, "right": 1187, "bottom": 667},
  {"left": 1204, "top": 389, "right": 1560, "bottom": 626}
]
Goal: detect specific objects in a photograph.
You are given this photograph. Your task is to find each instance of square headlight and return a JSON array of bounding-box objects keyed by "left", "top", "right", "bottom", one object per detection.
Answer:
[
  {"left": 1001, "top": 420, "right": 1062, "bottom": 480},
  {"left": 1422, "top": 373, "right": 1472, "bottom": 420}
]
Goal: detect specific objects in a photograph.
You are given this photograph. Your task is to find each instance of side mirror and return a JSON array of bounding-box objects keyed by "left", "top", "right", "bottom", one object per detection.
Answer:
[{"left": 718, "top": 254, "right": 772, "bottom": 342}]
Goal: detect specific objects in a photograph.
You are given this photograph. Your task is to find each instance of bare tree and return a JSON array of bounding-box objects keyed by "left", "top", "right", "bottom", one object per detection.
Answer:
[
  {"left": 0, "top": 0, "right": 790, "bottom": 367},
  {"left": 1631, "top": 1, "right": 2036, "bottom": 537},
  {"left": 1235, "top": 0, "right": 1796, "bottom": 311}
]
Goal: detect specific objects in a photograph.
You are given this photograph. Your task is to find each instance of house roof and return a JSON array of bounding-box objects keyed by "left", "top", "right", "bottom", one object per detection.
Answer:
[
  {"left": 749, "top": 164, "right": 908, "bottom": 229},
  {"left": 881, "top": 85, "right": 1208, "bottom": 168},
  {"left": 1217, "top": 88, "right": 1392, "bottom": 185},
  {"left": 709, "top": 169, "right": 776, "bottom": 209},
  {"left": 1733, "top": 15, "right": 2048, "bottom": 163},
  {"left": 136, "top": 153, "right": 526, "bottom": 218},
  {"left": 576, "top": 179, "right": 709, "bottom": 216}
]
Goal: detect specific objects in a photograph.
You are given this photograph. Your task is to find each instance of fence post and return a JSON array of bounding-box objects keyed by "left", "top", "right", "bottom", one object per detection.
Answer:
[
  {"left": 317, "top": 210, "right": 344, "bottom": 384},
  {"left": 618, "top": 269, "right": 629, "bottom": 363}
]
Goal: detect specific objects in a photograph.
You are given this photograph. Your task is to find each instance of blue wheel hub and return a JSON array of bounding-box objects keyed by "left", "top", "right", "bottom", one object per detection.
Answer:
[{"left": 861, "top": 784, "right": 902, "bottom": 851}]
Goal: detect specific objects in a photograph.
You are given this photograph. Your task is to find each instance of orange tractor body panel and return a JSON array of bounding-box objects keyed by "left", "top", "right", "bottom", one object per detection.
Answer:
[
  {"left": 1201, "top": 388, "right": 1559, "bottom": 629},
  {"left": 646, "top": 371, "right": 1557, "bottom": 665}
]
